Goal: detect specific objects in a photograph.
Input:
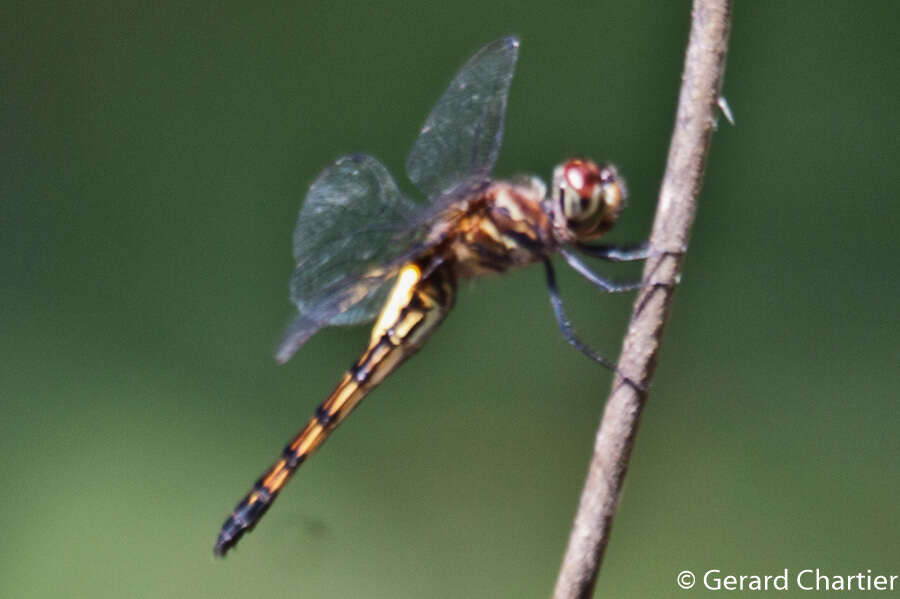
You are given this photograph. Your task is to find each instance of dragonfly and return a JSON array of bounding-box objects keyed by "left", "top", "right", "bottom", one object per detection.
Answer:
[{"left": 214, "top": 36, "right": 649, "bottom": 556}]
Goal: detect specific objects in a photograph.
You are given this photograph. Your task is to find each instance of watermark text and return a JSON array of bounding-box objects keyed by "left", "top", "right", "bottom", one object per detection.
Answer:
[{"left": 676, "top": 568, "right": 898, "bottom": 592}]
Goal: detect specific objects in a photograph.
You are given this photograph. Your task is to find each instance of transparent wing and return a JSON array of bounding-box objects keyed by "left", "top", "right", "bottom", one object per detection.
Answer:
[
  {"left": 278, "top": 38, "right": 520, "bottom": 363},
  {"left": 405, "top": 36, "right": 519, "bottom": 201},
  {"left": 276, "top": 154, "right": 426, "bottom": 363}
]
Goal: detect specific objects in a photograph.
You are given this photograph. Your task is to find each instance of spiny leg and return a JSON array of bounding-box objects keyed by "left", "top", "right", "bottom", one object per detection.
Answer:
[
  {"left": 574, "top": 241, "right": 650, "bottom": 262},
  {"left": 543, "top": 259, "right": 645, "bottom": 392},
  {"left": 560, "top": 248, "right": 642, "bottom": 293},
  {"left": 214, "top": 261, "right": 456, "bottom": 556},
  {"left": 543, "top": 259, "right": 618, "bottom": 371}
]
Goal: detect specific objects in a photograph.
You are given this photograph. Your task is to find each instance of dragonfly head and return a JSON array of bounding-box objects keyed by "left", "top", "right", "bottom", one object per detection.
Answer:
[{"left": 550, "top": 159, "right": 626, "bottom": 241}]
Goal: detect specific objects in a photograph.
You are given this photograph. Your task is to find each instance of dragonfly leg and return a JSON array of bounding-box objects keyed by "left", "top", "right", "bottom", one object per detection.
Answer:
[
  {"left": 575, "top": 241, "right": 688, "bottom": 263},
  {"left": 543, "top": 259, "right": 646, "bottom": 392},
  {"left": 574, "top": 241, "right": 650, "bottom": 262},
  {"left": 215, "top": 260, "right": 456, "bottom": 556},
  {"left": 544, "top": 259, "right": 615, "bottom": 371},
  {"left": 560, "top": 249, "right": 642, "bottom": 293}
]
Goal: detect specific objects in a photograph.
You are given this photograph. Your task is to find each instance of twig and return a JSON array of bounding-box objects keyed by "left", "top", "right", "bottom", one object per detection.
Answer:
[{"left": 551, "top": 1, "right": 732, "bottom": 598}]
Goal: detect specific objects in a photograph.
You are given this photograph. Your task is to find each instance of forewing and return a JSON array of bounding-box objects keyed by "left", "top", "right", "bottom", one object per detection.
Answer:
[
  {"left": 276, "top": 154, "right": 423, "bottom": 363},
  {"left": 405, "top": 36, "right": 519, "bottom": 201}
]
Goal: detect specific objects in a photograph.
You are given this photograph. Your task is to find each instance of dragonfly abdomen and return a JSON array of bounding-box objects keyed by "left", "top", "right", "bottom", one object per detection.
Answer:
[{"left": 214, "top": 261, "right": 456, "bottom": 556}]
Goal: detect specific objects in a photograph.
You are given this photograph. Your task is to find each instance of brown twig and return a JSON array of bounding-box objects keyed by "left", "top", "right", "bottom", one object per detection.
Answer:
[{"left": 551, "top": 1, "right": 732, "bottom": 598}]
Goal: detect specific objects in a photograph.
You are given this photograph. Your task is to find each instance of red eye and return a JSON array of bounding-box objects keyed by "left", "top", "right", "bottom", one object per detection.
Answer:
[{"left": 563, "top": 159, "right": 602, "bottom": 198}]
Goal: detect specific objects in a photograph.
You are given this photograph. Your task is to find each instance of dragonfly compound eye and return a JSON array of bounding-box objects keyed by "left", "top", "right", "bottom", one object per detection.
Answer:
[{"left": 553, "top": 159, "right": 626, "bottom": 240}]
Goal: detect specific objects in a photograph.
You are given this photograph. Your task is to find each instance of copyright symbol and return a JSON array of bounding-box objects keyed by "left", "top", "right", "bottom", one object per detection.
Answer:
[{"left": 677, "top": 570, "right": 695, "bottom": 589}]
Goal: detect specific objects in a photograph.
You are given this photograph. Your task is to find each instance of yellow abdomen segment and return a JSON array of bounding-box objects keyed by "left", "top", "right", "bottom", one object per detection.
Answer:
[{"left": 214, "top": 259, "right": 455, "bottom": 556}]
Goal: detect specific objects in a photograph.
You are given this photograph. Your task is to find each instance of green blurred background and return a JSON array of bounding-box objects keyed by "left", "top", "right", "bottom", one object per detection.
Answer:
[{"left": 2, "top": 1, "right": 898, "bottom": 597}]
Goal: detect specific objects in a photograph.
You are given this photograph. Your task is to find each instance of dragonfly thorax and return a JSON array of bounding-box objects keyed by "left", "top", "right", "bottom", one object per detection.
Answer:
[
  {"left": 549, "top": 159, "right": 626, "bottom": 242},
  {"left": 436, "top": 176, "right": 554, "bottom": 278}
]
